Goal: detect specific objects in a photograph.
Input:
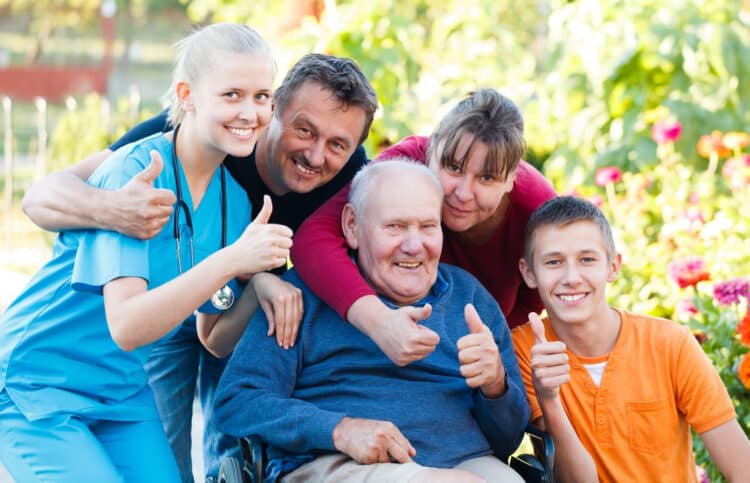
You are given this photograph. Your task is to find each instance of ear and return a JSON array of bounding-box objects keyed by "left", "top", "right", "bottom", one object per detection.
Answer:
[
  {"left": 176, "top": 81, "right": 193, "bottom": 112},
  {"left": 607, "top": 252, "right": 622, "bottom": 283},
  {"left": 341, "top": 203, "right": 359, "bottom": 250},
  {"left": 519, "top": 257, "right": 538, "bottom": 289}
]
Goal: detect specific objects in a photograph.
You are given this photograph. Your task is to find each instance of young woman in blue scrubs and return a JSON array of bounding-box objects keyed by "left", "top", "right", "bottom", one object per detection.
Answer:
[{"left": 0, "top": 23, "right": 292, "bottom": 482}]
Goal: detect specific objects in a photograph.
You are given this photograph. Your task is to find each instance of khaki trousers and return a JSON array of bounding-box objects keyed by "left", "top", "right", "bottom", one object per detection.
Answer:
[{"left": 282, "top": 453, "right": 524, "bottom": 483}]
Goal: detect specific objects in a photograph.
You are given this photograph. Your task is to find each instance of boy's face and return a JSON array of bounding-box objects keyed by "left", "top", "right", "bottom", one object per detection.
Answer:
[{"left": 519, "top": 220, "right": 621, "bottom": 327}]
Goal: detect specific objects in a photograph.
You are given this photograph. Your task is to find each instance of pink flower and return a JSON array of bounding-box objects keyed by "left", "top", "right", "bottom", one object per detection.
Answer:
[
  {"left": 587, "top": 194, "right": 603, "bottom": 207},
  {"left": 676, "top": 298, "right": 698, "bottom": 319},
  {"left": 668, "top": 257, "right": 710, "bottom": 289},
  {"left": 696, "top": 465, "right": 710, "bottom": 483},
  {"left": 722, "top": 155, "right": 750, "bottom": 189},
  {"left": 652, "top": 118, "right": 682, "bottom": 144},
  {"left": 594, "top": 166, "right": 622, "bottom": 187},
  {"left": 713, "top": 278, "right": 750, "bottom": 306},
  {"left": 684, "top": 207, "right": 704, "bottom": 224}
]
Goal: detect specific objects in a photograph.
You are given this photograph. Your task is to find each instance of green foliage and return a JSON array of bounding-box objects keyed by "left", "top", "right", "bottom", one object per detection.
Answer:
[
  {"left": 48, "top": 94, "right": 155, "bottom": 172},
  {"left": 531, "top": 0, "right": 750, "bottom": 191},
  {"left": 0, "top": 0, "right": 103, "bottom": 62},
  {"left": 688, "top": 292, "right": 749, "bottom": 482},
  {"left": 0, "top": 0, "right": 102, "bottom": 30},
  {"left": 179, "top": 0, "right": 546, "bottom": 155}
]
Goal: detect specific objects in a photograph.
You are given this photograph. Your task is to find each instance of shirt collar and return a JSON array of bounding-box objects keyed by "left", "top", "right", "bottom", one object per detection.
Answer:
[{"left": 380, "top": 265, "right": 448, "bottom": 309}]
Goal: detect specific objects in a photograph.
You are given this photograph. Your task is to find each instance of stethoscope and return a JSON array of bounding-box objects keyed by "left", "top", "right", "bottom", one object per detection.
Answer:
[{"left": 171, "top": 124, "right": 235, "bottom": 310}]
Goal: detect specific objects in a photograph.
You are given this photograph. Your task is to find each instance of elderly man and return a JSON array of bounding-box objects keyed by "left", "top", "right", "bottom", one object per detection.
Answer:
[
  {"left": 214, "top": 160, "right": 529, "bottom": 482},
  {"left": 21, "top": 53, "right": 379, "bottom": 482}
]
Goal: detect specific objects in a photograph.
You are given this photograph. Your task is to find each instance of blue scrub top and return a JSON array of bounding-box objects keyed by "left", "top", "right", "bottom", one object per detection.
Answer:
[{"left": 0, "top": 133, "right": 251, "bottom": 422}]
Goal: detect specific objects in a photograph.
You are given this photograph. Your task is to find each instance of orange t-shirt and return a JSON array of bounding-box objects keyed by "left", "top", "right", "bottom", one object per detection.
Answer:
[{"left": 512, "top": 309, "right": 736, "bottom": 483}]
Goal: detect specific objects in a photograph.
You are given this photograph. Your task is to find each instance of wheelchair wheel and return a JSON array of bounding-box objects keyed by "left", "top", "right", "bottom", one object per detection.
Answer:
[{"left": 217, "top": 456, "right": 244, "bottom": 483}]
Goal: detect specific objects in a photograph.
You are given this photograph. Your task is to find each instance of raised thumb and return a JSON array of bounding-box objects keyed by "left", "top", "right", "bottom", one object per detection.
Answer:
[
  {"left": 409, "top": 303, "right": 432, "bottom": 323},
  {"left": 464, "top": 304, "right": 485, "bottom": 334},
  {"left": 137, "top": 150, "right": 164, "bottom": 184},
  {"left": 251, "top": 195, "right": 273, "bottom": 225},
  {"left": 529, "top": 312, "right": 548, "bottom": 344}
]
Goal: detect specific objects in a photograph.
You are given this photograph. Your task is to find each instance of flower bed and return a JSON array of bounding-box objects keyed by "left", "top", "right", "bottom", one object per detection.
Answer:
[{"left": 576, "top": 114, "right": 749, "bottom": 480}]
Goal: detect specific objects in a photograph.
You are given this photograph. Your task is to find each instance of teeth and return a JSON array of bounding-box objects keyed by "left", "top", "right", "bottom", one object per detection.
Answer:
[
  {"left": 228, "top": 127, "right": 253, "bottom": 137},
  {"left": 558, "top": 293, "right": 585, "bottom": 302},
  {"left": 295, "top": 161, "right": 316, "bottom": 175},
  {"left": 397, "top": 262, "right": 420, "bottom": 268}
]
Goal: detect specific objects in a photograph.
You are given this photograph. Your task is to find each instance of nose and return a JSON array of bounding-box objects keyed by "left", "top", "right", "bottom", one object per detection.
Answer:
[
  {"left": 401, "top": 228, "right": 424, "bottom": 255},
  {"left": 238, "top": 99, "right": 259, "bottom": 125},
  {"left": 454, "top": 174, "right": 474, "bottom": 202},
  {"left": 562, "top": 263, "right": 583, "bottom": 285},
  {"left": 305, "top": 139, "right": 326, "bottom": 168}
]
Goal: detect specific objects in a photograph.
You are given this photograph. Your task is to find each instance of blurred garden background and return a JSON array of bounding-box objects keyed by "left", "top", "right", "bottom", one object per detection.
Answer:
[{"left": 0, "top": 0, "right": 749, "bottom": 481}]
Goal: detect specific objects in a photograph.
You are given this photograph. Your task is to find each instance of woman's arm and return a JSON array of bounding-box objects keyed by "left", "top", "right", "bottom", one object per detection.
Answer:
[
  {"left": 291, "top": 182, "right": 374, "bottom": 316},
  {"left": 104, "top": 196, "right": 292, "bottom": 351},
  {"left": 198, "top": 271, "right": 306, "bottom": 357},
  {"left": 197, "top": 281, "right": 260, "bottom": 358}
]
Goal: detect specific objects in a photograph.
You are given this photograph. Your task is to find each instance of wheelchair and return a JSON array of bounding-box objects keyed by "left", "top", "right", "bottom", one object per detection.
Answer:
[{"left": 217, "top": 424, "right": 554, "bottom": 483}]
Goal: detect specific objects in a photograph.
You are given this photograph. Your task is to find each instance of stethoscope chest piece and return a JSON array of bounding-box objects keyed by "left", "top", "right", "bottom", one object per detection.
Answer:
[{"left": 211, "top": 284, "right": 235, "bottom": 310}]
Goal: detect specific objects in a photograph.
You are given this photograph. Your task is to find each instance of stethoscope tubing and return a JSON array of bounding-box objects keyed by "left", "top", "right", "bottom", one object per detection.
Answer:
[{"left": 170, "top": 124, "right": 234, "bottom": 310}]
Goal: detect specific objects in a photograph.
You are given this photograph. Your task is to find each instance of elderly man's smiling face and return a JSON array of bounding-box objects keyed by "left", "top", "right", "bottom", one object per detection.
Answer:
[{"left": 342, "top": 163, "right": 443, "bottom": 305}]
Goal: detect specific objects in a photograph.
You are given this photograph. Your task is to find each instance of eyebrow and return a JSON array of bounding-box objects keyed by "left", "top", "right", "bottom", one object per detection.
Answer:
[
  {"left": 384, "top": 216, "right": 440, "bottom": 225},
  {"left": 539, "top": 248, "right": 603, "bottom": 258}
]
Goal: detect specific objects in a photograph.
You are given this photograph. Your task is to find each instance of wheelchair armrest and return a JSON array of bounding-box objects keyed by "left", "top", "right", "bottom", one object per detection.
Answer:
[
  {"left": 239, "top": 435, "right": 265, "bottom": 483},
  {"left": 508, "top": 424, "right": 555, "bottom": 483}
]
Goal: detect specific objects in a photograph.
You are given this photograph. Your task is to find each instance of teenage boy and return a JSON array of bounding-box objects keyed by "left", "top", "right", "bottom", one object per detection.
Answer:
[{"left": 512, "top": 196, "right": 750, "bottom": 483}]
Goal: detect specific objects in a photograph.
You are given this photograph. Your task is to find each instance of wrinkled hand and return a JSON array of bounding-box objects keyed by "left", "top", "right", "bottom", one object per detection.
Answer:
[
  {"left": 109, "top": 150, "right": 176, "bottom": 239},
  {"left": 457, "top": 304, "right": 506, "bottom": 398},
  {"left": 368, "top": 303, "right": 440, "bottom": 366},
  {"left": 529, "top": 312, "right": 569, "bottom": 400},
  {"left": 251, "top": 272, "right": 303, "bottom": 349},
  {"left": 333, "top": 417, "right": 416, "bottom": 464},
  {"left": 230, "top": 195, "right": 293, "bottom": 275}
]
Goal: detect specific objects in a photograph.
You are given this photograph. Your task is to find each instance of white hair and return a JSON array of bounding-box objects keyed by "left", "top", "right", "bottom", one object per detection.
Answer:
[
  {"left": 348, "top": 158, "right": 443, "bottom": 221},
  {"left": 165, "top": 23, "right": 274, "bottom": 127}
]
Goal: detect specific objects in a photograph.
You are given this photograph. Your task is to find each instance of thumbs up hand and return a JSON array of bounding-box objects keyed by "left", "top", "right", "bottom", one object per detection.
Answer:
[
  {"left": 457, "top": 304, "right": 507, "bottom": 398},
  {"left": 529, "top": 312, "right": 570, "bottom": 400},
  {"left": 230, "top": 195, "right": 294, "bottom": 275},
  {"left": 110, "top": 150, "right": 176, "bottom": 239}
]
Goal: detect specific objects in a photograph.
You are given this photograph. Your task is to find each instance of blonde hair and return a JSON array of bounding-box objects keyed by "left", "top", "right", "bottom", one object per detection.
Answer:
[{"left": 166, "top": 23, "right": 274, "bottom": 127}]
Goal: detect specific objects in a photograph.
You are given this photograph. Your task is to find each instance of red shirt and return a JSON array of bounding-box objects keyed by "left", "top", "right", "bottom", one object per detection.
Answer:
[{"left": 290, "top": 135, "right": 556, "bottom": 328}]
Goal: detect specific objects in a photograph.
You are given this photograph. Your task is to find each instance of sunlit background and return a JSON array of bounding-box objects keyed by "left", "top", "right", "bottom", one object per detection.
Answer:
[{"left": 1, "top": 1, "right": 749, "bottom": 481}]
